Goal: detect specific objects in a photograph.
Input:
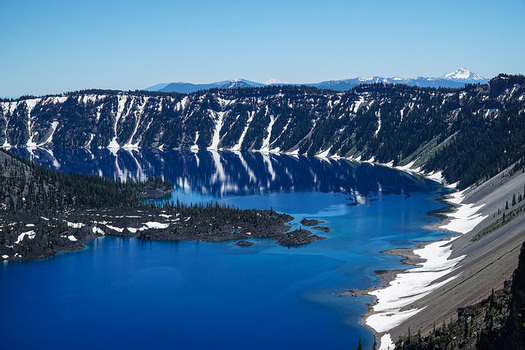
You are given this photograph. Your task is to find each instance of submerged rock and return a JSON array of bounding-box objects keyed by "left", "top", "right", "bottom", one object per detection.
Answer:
[{"left": 234, "top": 241, "right": 255, "bottom": 247}]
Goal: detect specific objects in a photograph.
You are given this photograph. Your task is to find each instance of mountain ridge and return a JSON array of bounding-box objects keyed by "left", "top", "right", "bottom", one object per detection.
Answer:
[
  {"left": 147, "top": 68, "right": 489, "bottom": 93},
  {"left": 1, "top": 74, "right": 524, "bottom": 190}
]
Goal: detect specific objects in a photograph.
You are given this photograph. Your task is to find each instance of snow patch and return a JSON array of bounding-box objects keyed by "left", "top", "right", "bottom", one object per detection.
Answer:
[
  {"left": 315, "top": 147, "right": 331, "bottom": 158},
  {"left": 38, "top": 121, "right": 59, "bottom": 146},
  {"left": 66, "top": 221, "right": 85, "bottom": 229},
  {"left": 15, "top": 231, "right": 36, "bottom": 244},
  {"left": 374, "top": 111, "right": 381, "bottom": 137},
  {"left": 67, "top": 235, "right": 77, "bottom": 242},
  {"left": 366, "top": 237, "right": 464, "bottom": 333},
  {"left": 353, "top": 95, "right": 365, "bottom": 113},
  {"left": 190, "top": 131, "right": 200, "bottom": 152},
  {"left": 231, "top": 111, "right": 255, "bottom": 151},
  {"left": 260, "top": 114, "right": 275, "bottom": 152},
  {"left": 207, "top": 111, "right": 225, "bottom": 150},
  {"left": 379, "top": 334, "right": 395, "bottom": 350},
  {"left": 92, "top": 226, "right": 105, "bottom": 235},
  {"left": 145, "top": 222, "right": 169, "bottom": 229},
  {"left": 108, "top": 95, "right": 129, "bottom": 149},
  {"left": 440, "top": 202, "right": 486, "bottom": 234},
  {"left": 105, "top": 225, "right": 124, "bottom": 233}
]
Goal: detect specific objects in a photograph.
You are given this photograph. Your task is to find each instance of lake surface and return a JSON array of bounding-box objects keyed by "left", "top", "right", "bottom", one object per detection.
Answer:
[{"left": 1, "top": 149, "right": 449, "bottom": 349}]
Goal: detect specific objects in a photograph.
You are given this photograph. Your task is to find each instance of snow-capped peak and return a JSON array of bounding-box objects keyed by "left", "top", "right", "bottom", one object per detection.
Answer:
[
  {"left": 442, "top": 68, "right": 485, "bottom": 81},
  {"left": 265, "top": 78, "right": 289, "bottom": 85}
]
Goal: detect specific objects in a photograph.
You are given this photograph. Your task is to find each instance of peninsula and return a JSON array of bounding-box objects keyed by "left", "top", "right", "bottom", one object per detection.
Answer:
[{"left": 0, "top": 149, "right": 321, "bottom": 261}]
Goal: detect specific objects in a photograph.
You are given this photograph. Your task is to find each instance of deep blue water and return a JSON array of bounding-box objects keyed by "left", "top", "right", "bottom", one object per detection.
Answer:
[{"left": 1, "top": 149, "right": 448, "bottom": 349}]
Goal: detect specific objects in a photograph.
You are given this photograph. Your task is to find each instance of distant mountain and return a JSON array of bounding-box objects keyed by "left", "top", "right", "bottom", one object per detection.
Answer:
[
  {"left": 145, "top": 68, "right": 489, "bottom": 93},
  {"left": 312, "top": 68, "right": 489, "bottom": 91},
  {"left": 442, "top": 67, "right": 486, "bottom": 81},
  {"left": 144, "top": 83, "right": 170, "bottom": 92},
  {"left": 146, "top": 79, "right": 264, "bottom": 93}
]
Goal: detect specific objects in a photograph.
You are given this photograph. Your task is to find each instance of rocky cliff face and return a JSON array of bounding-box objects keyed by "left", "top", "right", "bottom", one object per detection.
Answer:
[
  {"left": 501, "top": 241, "right": 525, "bottom": 348},
  {"left": 1, "top": 75, "right": 525, "bottom": 188}
]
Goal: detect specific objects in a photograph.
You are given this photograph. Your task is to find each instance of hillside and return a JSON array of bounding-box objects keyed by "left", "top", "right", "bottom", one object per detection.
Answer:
[
  {"left": 383, "top": 163, "right": 525, "bottom": 348},
  {"left": 2, "top": 75, "right": 524, "bottom": 189},
  {"left": 394, "top": 241, "right": 525, "bottom": 350}
]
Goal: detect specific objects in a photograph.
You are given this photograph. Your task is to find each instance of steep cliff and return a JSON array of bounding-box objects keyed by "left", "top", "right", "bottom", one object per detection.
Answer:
[
  {"left": 2, "top": 75, "right": 525, "bottom": 188},
  {"left": 495, "top": 241, "right": 525, "bottom": 349}
]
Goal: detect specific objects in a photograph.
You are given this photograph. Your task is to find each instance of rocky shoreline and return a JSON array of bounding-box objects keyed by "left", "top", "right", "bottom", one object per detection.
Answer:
[
  {"left": 2, "top": 203, "right": 334, "bottom": 260},
  {"left": 1, "top": 205, "right": 297, "bottom": 261}
]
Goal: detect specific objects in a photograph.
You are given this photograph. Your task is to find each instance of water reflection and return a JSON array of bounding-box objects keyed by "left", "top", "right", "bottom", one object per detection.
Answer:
[{"left": 12, "top": 148, "right": 438, "bottom": 198}]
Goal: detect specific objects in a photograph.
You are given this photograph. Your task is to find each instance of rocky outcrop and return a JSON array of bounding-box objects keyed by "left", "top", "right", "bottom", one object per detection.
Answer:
[{"left": 497, "top": 241, "right": 525, "bottom": 349}]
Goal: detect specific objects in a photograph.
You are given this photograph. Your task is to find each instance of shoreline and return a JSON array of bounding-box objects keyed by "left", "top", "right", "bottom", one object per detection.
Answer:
[{"left": 359, "top": 165, "right": 488, "bottom": 350}]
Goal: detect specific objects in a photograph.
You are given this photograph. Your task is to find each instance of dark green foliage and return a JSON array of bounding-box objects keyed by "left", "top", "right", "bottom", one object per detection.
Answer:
[
  {"left": 472, "top": 195, "right": 525, "bottom": 241},
  {"left": 0, "top": 148, "right": 147, "bottom": 212},
  {"left": 395, "top": 287, "right": 513, "bottom": 350}
]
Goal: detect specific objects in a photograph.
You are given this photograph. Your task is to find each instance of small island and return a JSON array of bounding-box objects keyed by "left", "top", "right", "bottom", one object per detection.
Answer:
[
  {"left": 274, "top": 228, "right": 327, "bottom": 246},
  {"left": 299, "top": 218, "right": 325, "bottom": 226},
  {"left": 233, "top": 241, "right": 255, "bottom": 247}
]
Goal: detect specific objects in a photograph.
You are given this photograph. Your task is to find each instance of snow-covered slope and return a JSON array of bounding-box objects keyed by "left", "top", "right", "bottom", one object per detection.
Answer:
[{"left": 442, "top": 67, "right": 485, "bottom": 81}]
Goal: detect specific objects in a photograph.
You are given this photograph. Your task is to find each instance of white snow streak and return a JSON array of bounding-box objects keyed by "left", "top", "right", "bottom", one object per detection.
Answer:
[
  {"left": 379, "top": 334, "right": 395, "bottom": 350},
  {"left": 231, "top": 111, "right": 254, "bottom": 151},
  {"left": 108, "top": 95, "right": 128, "bottom": 148},
  {"left": 260, "top": 114, "right": 275, "bottom": 152},
  {"left": 39, "top": 121, "right": 59, "bottom": 146},
  {"left": 374, "top": 111, "right": 382, "bottom": 137},
  {"left": 191, "top": 131, "right": 200, "bottom": 152},
  {"left": 15, "top": 231, "right": 36, "bottom": 244},
  {"left": 207, "top": 111, "right": 225, "bottom": 150}
]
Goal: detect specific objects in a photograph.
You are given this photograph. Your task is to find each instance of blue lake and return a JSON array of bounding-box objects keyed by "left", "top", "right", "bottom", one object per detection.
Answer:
[{"left": 1, "top": 149, "right": 449, "bottom": 349}]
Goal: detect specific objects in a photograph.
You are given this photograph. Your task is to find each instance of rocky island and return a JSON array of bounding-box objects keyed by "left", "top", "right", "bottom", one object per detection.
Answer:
[{"left": 274, "top": 228, "right": 327, "bottom": 246}]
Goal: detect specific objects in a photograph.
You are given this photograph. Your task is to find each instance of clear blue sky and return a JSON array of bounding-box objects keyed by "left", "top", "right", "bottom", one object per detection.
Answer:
[{"left": 1, "top": 0, "right": 524, "bottom": 98}]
